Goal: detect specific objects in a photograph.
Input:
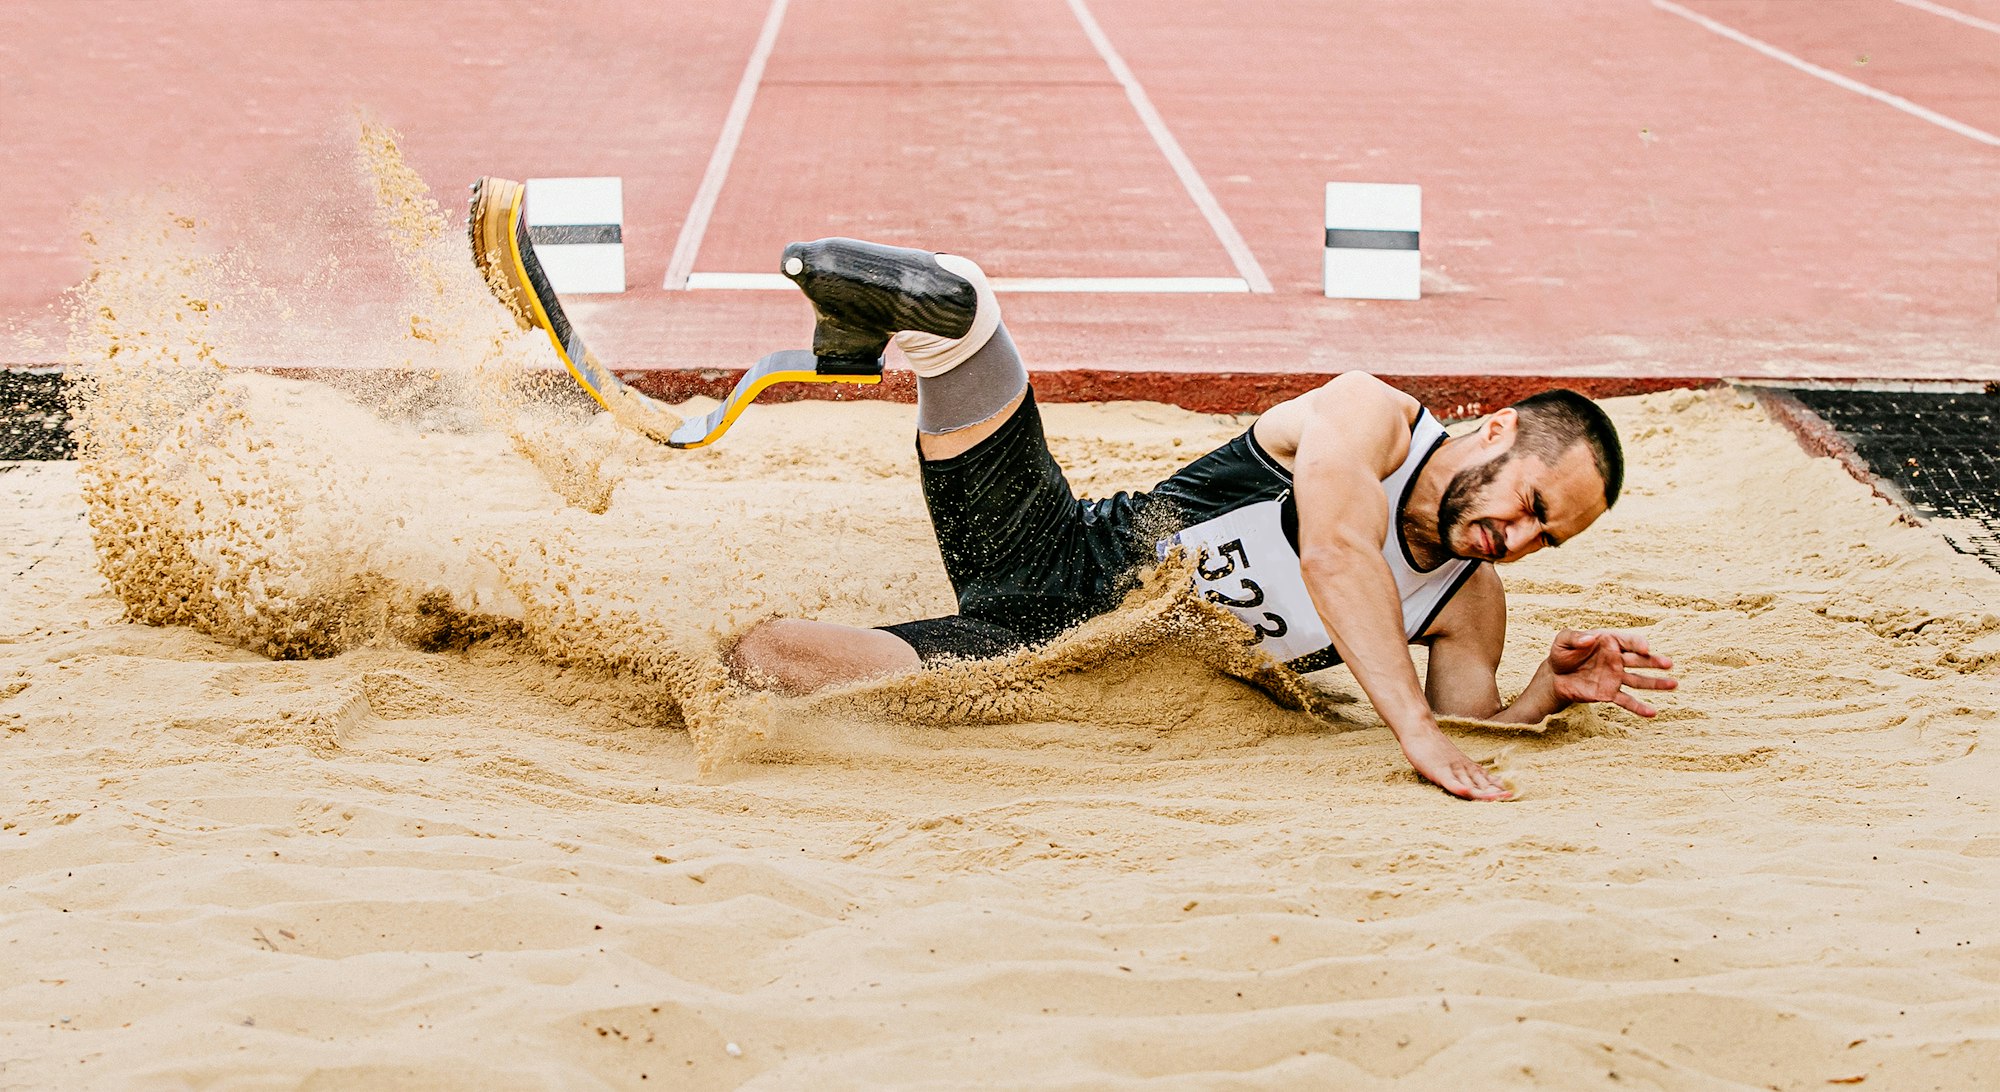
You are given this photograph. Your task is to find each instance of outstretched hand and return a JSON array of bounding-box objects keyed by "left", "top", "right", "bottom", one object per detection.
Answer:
[{"left": 1546, "top": 629, "right": 1677, "bottom": 717}]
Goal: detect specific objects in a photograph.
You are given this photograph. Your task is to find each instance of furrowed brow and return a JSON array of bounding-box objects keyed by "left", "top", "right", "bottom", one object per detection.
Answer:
[{"left": 1533, "top": 491, "right": 1565, "bottom": 547}]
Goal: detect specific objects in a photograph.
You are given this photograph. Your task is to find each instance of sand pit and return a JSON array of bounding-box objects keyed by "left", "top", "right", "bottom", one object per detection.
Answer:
[{"left": 4, "top": 128, "right": 1999, "bottom": 1088}]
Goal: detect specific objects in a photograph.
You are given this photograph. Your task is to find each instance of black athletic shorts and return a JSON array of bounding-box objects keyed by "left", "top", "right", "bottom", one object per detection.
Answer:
[{"left": 879, "top": 388, "right": 1150, "bottom": 663}]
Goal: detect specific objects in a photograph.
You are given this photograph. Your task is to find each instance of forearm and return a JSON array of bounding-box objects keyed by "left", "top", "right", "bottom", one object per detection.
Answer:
[
  {"left": 1486, "top": 659, "right": 1570, "bottom": 725},
  {"left": 1303, "top": 549, "right": 1439, "bottom": 742}
]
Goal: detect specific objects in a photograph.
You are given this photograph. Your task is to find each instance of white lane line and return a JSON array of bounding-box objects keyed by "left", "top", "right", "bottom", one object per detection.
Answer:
[
  {"left": 998, "top": 276, "right": 1249, "bottom": 293},
  {"left": 1064, "top": 0, "right": 1273, "bottom": 293},
  {"left": 663, "top": 0, "right": 790, "bottom": 290},
  {"left": 1652, "top": 0, "right": 2000, "bottom": 147},
  {"left": 1889, "top": 0, "right": 2000, "bottom": 35},
  {"left": 686, "top": 273, "right": 1251, "bottom": 293},
  {"left": 685, "top": 273, "right": 796, "bottom": 290}
]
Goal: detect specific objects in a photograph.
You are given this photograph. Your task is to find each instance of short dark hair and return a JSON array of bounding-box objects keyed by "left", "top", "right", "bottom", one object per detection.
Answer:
[{"left": 1508, "top": 389, "right": 1624, "bottom": 507}]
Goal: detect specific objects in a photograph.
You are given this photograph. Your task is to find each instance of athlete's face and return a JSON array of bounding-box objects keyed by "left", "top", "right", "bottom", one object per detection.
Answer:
[{"left": 1438, "top": 434, "right": 1609, "bottom": 564}]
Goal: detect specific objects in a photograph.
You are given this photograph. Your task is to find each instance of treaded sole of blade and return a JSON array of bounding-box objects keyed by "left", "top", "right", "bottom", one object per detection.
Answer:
[
  {"left": 468, "top": 177, "right": 534, "bottom": 331},
  {"left": 465, "top": 178, "right": 879, "bottom": 451},
  {"left": 466, "top": 176, "right": 691, "bottom": 447}
]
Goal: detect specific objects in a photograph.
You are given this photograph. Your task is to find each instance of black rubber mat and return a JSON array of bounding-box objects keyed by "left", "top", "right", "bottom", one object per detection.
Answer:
[
  {"left": 1787, "top": 386, "right": 2000, "bottom": 574},
  {"left": 0, "top": 370, "right": 72, "bottom": 461}
]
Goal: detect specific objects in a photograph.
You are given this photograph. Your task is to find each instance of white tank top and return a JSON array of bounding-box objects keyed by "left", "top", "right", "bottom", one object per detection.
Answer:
[{"left": 1154, "top": 410, "right": 1477, "bottom": 673}]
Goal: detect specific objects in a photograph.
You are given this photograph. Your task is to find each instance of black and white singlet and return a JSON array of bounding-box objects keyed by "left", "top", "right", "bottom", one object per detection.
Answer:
[
  {"left": 1144, "top": 409, "right": 1480, "bottom": 672},
  {"left": 879, "top": 390, "right": 1482, "bottom": 669}
]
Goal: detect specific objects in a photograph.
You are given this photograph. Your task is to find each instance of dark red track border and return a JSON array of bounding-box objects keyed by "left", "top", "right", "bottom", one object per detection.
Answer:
[
  {"left": 619, "top": 368, "right": 1718, "bottom": 419},
  {"left": 5, "top": 362, "right": 1716, "bottom": 421}
]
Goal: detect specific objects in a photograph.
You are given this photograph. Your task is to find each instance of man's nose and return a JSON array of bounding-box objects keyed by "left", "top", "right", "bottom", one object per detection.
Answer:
[{"left": 1505, "top": 520, "right": 1539, "bottom": 554}]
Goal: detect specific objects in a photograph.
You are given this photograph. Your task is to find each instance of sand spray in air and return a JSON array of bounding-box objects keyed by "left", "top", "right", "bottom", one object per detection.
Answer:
[
  {"left": 61, "top": 119, "right": 731, "bottom": 756},
  {"left": 62, "top": 117, "right": 1371, "bottom": 771},
  {"left": 350, "top": 118, "right": 629, "bottom": 513}
]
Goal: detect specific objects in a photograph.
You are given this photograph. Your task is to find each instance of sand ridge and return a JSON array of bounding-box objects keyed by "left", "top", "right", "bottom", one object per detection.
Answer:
[{"left": 3, "top": 127, "right": 1998, "bottom": 1087}]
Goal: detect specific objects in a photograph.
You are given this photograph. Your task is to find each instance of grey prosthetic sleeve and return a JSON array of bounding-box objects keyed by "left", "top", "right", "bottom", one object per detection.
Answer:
[
  {"left": 913, "top": 321, "right": 1028, "bottom": 435},
  {"left": 784, "top": 241, "right": 1024, "bottom": 434}
]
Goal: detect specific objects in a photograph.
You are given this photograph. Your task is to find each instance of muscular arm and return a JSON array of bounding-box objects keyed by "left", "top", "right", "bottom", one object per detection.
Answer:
[
  {"left": 1423, "top": 566, "right": 1561, "bottom": 724},
  {"left": 1421, "top": 565, "right": 1509, "bottom": 719},
  {"left": 1286, "top": 374, "right": 1512, "bottom": 800},
  {"left": 1425, "top": 566, "right": 1679, "bottom": 725}
]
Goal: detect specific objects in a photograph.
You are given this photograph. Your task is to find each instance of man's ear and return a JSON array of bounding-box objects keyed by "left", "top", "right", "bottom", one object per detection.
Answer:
[{"left": 1482, "top": 407, "right": 1519, "bottom": 446}]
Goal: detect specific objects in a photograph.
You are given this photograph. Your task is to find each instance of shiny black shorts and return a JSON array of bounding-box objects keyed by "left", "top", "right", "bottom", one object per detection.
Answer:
[{"left": 878, "top": 388, "right": 1146, "bottom": 664}]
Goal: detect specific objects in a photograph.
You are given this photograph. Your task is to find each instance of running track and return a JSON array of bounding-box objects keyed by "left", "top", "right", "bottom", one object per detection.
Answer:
[{"left": 4, "top": 0, "right": 1996, "bottom": 410}]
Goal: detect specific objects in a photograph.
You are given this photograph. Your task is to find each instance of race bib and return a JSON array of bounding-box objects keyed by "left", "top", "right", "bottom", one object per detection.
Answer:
[{"left": 1157, "top": 498, "right": 1332, "bottom": 664}]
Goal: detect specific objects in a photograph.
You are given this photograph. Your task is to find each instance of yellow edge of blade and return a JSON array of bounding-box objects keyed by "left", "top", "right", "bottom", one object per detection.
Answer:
[
  {"left": 674, "top": 369, "right": 883, "bottom": 450},
  {"left": 499, "top": 186, "right": 616, "bottom": 415}
]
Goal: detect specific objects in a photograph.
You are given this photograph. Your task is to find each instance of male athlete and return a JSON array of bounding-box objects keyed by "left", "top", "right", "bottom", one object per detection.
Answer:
[{"left": 723, "top": 238, "right": 1677, "bottom": 801}]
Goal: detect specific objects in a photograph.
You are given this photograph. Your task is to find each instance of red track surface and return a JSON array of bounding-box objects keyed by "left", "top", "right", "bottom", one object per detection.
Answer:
[{"left": 5, "top": 0, "right": 1996, "bottom": 411}]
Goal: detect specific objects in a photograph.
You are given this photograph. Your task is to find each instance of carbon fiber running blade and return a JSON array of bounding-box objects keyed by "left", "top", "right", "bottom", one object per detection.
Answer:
[
  {"left": 670, "top": 349, "right": 852, "bottom": 449},
  {"left": 468, "top": 176, "right": 684, "bottom": 446}
]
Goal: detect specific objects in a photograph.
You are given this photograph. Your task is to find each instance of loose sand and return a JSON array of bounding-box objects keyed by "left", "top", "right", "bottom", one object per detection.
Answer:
[{"left": 3, "top": 126, "right": 1998, "bottom": 1089}]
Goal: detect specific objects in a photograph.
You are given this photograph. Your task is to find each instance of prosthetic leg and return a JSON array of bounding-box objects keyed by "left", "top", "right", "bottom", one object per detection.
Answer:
[
  {"left": 468, "top": 178, "right": 911, "bottom": 448},
  {"left": 468, "top": 177, "right": 686, "bottom": 444}
]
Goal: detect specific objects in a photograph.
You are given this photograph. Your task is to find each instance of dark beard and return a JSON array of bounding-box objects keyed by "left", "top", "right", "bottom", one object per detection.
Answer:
[{"left": 1435, "top": 452, "right": 1510, "bottom": 562}]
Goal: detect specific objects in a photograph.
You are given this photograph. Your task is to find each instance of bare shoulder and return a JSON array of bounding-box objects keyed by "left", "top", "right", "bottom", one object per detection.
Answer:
[{"left": 1252, "top": 371, "right": 1421, "bottom": 475}]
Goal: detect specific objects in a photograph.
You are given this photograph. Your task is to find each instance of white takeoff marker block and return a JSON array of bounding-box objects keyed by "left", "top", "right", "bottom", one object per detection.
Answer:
[
  {"left": 525, "top": 177, "right": 625, "bottom": 294},
  {"left": 1324, "top": 182, "right": 1421, "bottom": 300}
]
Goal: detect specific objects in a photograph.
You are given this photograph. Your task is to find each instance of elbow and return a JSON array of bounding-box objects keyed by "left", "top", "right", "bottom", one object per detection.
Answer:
[
  {"left": 1297, "top": 549, "right": 1338, "bottom": 581},
  {"left": 1297, "top": 539, "right": 1376, "bottom": 582}
]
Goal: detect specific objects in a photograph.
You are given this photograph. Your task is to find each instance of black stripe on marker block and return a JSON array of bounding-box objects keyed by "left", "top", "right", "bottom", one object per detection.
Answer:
[
  {"left": 1324, "top": 228, "right": 1419, "bottom": 251},
  {"left": 512, "top": 213, "right": 585, "bottom": 357},
  {"left": 528, "top": 223, "right": 623, "bottom": 245}
]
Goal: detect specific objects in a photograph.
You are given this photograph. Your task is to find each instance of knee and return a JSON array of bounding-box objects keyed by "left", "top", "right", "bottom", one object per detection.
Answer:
[
  {"left": 728, "top": 617, "right": 921, "bottom": 695},
  {"left": 729, "top": 619, "right": 813, "bottom": 693}
]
